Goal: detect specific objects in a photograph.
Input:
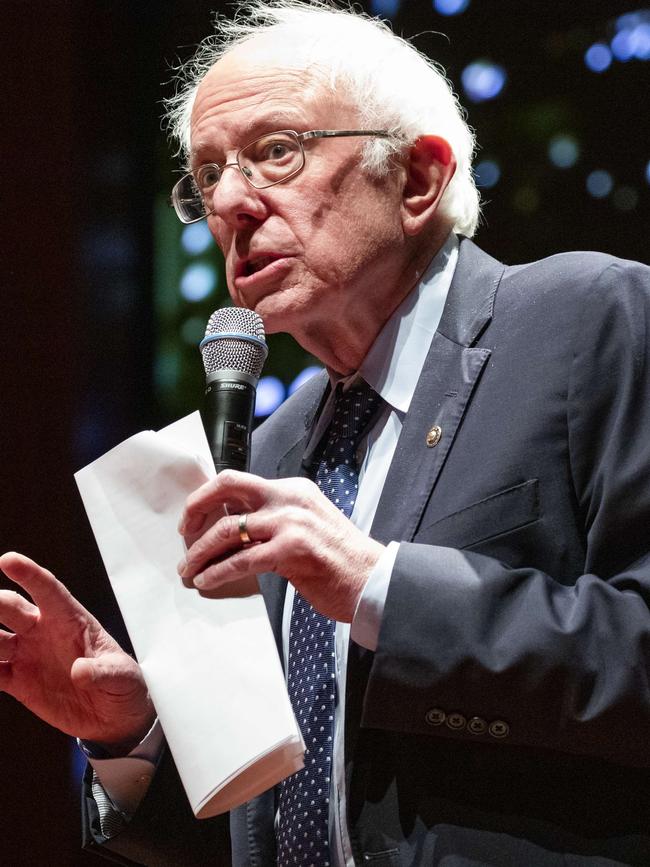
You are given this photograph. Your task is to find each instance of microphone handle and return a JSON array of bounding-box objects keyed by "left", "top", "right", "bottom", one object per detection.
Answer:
[{"left": 202, "top": 370, "right": 257, "bottom": 473}]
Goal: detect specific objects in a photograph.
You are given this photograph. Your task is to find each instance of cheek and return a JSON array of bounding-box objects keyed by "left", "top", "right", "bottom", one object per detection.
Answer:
[
  {"left": 207, "top": 220, "right": 236, "bottom": 285},
  {"left": 207, "top": 217, "right": 229, "bottom": 256},
  {"left": 299, "top": 204, "right": 395, "bottom": 287},
  {"left": 329, "top": 196, "right": 401, "bottom": 267}
]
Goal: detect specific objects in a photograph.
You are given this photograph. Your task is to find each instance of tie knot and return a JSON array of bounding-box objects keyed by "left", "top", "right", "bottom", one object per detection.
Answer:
[{"left": 329, "top": 381, "right": 380, "bottom": 444}]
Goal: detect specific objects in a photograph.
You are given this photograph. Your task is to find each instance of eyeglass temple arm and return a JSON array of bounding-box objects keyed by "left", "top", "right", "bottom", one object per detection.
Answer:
[{"left": 299, "top": 129, "right": 391, "bottom": 141}]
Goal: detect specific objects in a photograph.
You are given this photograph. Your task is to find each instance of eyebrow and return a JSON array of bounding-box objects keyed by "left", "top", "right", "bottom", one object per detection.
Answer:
[{"left": 190, "top": 110, "right": 312, "bottom": 168}]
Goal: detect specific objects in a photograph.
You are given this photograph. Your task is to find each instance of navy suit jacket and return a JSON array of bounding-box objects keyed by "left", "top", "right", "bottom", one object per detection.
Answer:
[{"left": 85, "top": 239, "right": 650, "bottom": 866}]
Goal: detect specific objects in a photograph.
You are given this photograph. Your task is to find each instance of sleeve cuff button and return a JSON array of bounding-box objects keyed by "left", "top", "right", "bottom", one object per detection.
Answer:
[
  {"left": 488, "top": 720, "right": 510, "bottom": 739},
  {"left": 468, "top": 716, "right": 487, "bottom": 735},
  {"left": 425, "top": 708, "right": 446, "bottom": 726},
  {"left": 446, "top": 712, "right": 467, "bottom": 731}
]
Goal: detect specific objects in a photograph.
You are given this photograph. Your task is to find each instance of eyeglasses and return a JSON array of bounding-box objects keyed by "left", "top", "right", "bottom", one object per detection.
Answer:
[{"left": 170, "top": 128, "right": 392, "bottom": 224}]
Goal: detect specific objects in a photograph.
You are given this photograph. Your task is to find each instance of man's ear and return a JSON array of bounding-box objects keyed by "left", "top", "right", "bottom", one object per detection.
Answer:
[{"left": 400, "top": 135, "right": 456, "bottom": 236}]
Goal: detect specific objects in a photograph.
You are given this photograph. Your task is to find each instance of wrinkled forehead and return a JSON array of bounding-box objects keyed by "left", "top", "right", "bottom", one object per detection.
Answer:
[{"left": 190, "top": 36, "right": 358, "bottom": 144}]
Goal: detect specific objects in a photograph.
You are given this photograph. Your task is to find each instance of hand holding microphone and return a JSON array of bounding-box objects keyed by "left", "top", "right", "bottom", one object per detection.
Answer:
[
  {"left": 177, "top": 307, "right": 269, "bottom": 596},
  {"left": 180, "top": 307, "right": 385, "bottom": 621}
]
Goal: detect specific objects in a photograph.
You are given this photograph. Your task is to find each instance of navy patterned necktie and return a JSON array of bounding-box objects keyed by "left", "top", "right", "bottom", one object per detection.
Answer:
[{"left": 277, "top": 381, "right": 381, "bottom": 867}]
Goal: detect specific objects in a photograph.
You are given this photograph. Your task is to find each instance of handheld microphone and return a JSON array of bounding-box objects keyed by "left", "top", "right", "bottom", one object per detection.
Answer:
[{"left": 199, "top": 307, "right": 268, "bottom": 473}]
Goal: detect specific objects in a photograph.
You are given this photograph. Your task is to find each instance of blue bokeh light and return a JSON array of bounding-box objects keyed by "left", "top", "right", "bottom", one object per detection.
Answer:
[
  {"left": 584, "top": 43, "right": 612, "bottom": 73},
  {"left": 548, "top": 135, "right": 580, "bottom": 169},
  {"left": 611, "top": 29, "right": 636, "bottom": 62},
  {"left": 255, "top": 376, "right": 286, "bottom": 417},
  {"left": 586, "top": 170, "right": 614, "bottom": 198},
  {"left": 632, "top": 23, "right": 650, "bottom": 59},
  {"left": 474, "top": 159, "right": 501, "bottom": 189},
  {"left": 645, "top": 160, "right": 650, "bottom": 185},
  {"left": 461, "top": 61, "right": 507, "bottom": 102},
  {"left": 434, "top": 0, "right": 470, "bottom": 16},
  {"left": 181, "top": 222, "right": 214, "bottom": 256},
  {"left": 369, "top": 0, "right": 401, "bottom": 18},
  {"left": 616, "top": 12, "right": 644, "bottom": 32},
  {"left": 612, "top": 12, "right": 650, "bottom": 60},
  {"left": 180, "top": 264, "right": 217, "bottom": 302},
  {"left": 289, "top": 366, "right": 323, "bottom": 395}
]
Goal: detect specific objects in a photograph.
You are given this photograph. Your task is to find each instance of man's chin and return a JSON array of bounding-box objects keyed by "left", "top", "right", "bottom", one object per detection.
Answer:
[
  {"left": 244, "top": 290, "right": 306, "bottom": 338},
  {"left": 252, "top": 306, "right": 292, "bottom": 337}
]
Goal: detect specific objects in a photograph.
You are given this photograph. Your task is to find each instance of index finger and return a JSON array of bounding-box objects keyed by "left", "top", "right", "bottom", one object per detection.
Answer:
[
  {"left": 179, "top": 470, "right": 272, "bottom": 535},
  {"left": 0, "top": 552, "right": 72, "bottom": 614}
]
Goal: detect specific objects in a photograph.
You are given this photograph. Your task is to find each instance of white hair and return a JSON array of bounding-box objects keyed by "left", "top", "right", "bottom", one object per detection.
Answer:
[{"left": 164, "top": 0, "right": 480, "bottom": 237}]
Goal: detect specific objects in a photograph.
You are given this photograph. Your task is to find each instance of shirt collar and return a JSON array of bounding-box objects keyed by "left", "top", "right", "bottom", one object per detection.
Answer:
[
  {"left": 307, "top": 234, "right": 459, "bottom": 463},
  {"left": 357, "top": 232, "right": 459, "bottom": 413}
]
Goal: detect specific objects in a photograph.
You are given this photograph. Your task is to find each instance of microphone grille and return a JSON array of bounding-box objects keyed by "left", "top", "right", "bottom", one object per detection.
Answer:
[{"left": 201, "top": 307, "right": 267, "bottom": 379}]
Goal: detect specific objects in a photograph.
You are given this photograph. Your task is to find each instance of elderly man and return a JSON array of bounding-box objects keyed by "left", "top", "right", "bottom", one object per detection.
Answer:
[{"left": 2, "top": 2, "right": 650, "bottom": 865}]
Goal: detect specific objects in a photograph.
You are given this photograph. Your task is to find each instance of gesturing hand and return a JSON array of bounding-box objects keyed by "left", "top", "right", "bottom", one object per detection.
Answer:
[
  {"left": 0, "top": 552, "right": 155, "bottom": 755},
  {"left": 178, "top": 470, "right": 385, "bottom": 622}
]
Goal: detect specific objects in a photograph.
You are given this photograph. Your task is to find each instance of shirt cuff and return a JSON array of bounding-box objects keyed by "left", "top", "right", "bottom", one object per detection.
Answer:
[
  {"left": 350, "top": 541, "right": 400, "bottom": 651},
  {"left": 78, "top": 719, "right": 164, "bottom": 815}
]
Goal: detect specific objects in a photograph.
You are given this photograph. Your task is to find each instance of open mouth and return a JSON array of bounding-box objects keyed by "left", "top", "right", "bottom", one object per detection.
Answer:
[
  {"left": 244, "top": 255, "right": 279, "bottom": 276},
  {"left": 234, "top": 253, "right": 293, "bottom": 283}
]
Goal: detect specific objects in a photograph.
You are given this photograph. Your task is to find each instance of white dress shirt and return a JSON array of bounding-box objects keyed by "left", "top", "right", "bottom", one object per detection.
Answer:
[{"left": 85, "top": 233, "right": 459, "bottom": 861}]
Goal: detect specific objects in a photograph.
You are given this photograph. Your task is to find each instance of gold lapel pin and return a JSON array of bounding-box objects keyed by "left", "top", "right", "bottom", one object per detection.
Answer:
[{"left": 426, "top": 425, "right": 442, "bottom": 447}]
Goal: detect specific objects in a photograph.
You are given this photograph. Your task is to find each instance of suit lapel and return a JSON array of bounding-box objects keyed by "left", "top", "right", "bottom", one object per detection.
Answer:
[
  {"left": 370, "top": 239, "right": 503, "bottom": 545},
  {"left": 258, "top": 370, "right": 330, "bottom": 658},
  {"left": 370, "top": 338, "right": 490, "bottom": 544},
  {"left": 277, "top": 369, "right": 330, "bottom": 480}
]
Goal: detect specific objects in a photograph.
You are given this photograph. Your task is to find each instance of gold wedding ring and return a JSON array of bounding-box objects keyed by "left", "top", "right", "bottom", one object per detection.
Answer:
[{"left": 238, "top": 512, "right": 252, "bottom": 545}]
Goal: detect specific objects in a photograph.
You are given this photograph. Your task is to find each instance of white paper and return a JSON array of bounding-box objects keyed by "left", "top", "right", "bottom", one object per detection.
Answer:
[{"left": 75, "top": 412, "right": 303, "bottom": 818}]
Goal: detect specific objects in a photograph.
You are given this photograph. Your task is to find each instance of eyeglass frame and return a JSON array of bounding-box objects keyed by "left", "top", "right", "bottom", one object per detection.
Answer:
[{"left": 169, "top": 128, "right": 393, "bottom": 224}]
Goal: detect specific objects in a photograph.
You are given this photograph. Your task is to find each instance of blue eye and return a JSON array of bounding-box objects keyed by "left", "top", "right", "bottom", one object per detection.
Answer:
[
  {"left": 244, "top": 134, "right": 301, "bottom": 164},
  {"left": 196, "top": 165, "right": 221, "bottom": 190},
  {"left": 265, "top": 142, "right": 291, "bottom": 160}
]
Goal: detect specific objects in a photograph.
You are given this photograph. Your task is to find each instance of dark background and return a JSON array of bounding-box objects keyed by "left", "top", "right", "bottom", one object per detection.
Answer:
[{"left": 2, "top": 1, "right": 648, "bottom": 863}]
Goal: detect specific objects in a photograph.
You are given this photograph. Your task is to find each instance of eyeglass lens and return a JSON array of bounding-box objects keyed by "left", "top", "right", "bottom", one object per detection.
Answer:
[
  {"left": 174, "top": 173, "right": 208, "bottom": 223},
  {"left": 238, "top": 132, "right": 304, "bottom": 185},
  {"left": 174, "top": 131, "right": 305, "bottom": 222}
]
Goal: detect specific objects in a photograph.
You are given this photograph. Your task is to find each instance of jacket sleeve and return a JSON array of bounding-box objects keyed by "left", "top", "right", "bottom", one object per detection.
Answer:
[
  {"left": 361, "top": 259, "right": 650, "bottom": 769},
  {"left": 81, "top": 747, "right": 231, "bottom": 867}
]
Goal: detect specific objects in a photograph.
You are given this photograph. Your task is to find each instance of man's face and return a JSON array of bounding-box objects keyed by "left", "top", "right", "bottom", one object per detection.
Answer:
[{"left": 189, "top": 47, "right": 410, "bottom": 350}]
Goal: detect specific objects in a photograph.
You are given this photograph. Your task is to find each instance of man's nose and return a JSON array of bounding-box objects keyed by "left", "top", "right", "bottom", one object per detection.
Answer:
[{"left": 212, "top": 164, "right": 267, "bottom": 228}]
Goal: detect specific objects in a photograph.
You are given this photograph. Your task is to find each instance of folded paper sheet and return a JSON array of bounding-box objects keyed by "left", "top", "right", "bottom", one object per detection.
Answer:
[{"left": 75, "top": 412, "right": 304, "bottom": 818}]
